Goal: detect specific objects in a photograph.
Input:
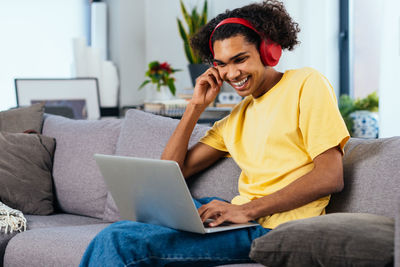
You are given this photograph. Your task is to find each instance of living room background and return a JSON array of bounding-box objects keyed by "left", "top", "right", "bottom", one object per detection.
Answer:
[{"left": 0, "top": 0, "right": 398, "bottom": 136}]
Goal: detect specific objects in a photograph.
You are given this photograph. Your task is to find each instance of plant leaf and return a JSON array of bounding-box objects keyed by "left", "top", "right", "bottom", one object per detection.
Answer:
[
  {"left": 183, "top": 43, "right": 195, "bottom": 64},
  {"left": 167, "top": 78, "right": 176, "bottom": 96},
  {"left": 138, "top": 80, "right": 150, "bottom": 90},
  {"left": 149, "top": 61, "right": 159, "bottom": 69},
  {"left": 177, "top": 18, "right": 195, "bottom": 63},
  {"left": 177, "top": 0, "right": 208, "bottom": 64},
  {"left": 354, "top": 91, "right": 379, "bottom": 111},
  {"left": 339, "top": 94, "right": 355, "bottom": 117},
  {"left": 177, "top": 18, "right": 188, "bottom": 41},
  {"left": 180, "top": 0, "right": 193, "bottom": 34},
  {"left": 191, "top": 8, "right": 199, "bottom": 34},
  {"left": 200, "top": 0, "right": 208, "bottom": 26}
]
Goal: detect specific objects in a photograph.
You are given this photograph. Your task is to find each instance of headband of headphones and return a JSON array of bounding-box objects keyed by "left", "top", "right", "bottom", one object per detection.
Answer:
[{"left": 208, "top": 17, "right": 282, "bottom": 66}]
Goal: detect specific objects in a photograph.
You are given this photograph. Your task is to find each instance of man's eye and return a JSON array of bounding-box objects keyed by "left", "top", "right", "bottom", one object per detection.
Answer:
[
  {"left": 235, "top": 57, "right": 246, "bottom": 63},
  {"left": 216, "top": 62, "right": 226, "bottom": 67}
]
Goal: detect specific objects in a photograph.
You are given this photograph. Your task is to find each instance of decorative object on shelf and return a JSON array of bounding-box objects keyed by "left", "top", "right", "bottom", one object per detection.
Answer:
[
  {"left": 144, "top": 99, "right": 188, "bottom": 117},
  {"left": 177, "top": 0, "right": 209, "bottom": 86},
  {"left": 348, "top": 111, "right": 379, "bottom": 138},
  {"left": 339, "top": 92, "right": 379, "bottom": 138},
  {"left": 91, "top": 1, "right": 107, "bottom": 61},
  {"left": 139, "top": 61, "right": 181, "bottom": 101},
  {"left": 218, "top": 92, "right": 243, "bottom": 104},
  {"left": 72, "top": 37, "right": 119, "bottom": 108},
  {"left": 15, "top": 78, "right": 101, "bottom": 120}
]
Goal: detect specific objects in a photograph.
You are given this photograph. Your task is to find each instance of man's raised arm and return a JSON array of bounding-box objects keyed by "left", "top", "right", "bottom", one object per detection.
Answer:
[{"left": 161, "top": 67, "right": 227, "bottom": 179}]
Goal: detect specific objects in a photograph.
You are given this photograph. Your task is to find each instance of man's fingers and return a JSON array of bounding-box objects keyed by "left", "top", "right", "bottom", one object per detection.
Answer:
[
  {"left": 200, "top": 207, "right": 218, "bottom": 222},
  {"left": 207, "top": 67, "right": 223, "bottom": 85},
  {"left": 197, "top": 205, "right": 207, "bottom": 217},
  {"left": 205, "top": 75, "right": 218, "bottom": 90},
  {"left": 198, "top": 200, "right": 230, "bottom": 223},
  {"left": 209, "top": 215, "right": 226, "bottom": 227}
]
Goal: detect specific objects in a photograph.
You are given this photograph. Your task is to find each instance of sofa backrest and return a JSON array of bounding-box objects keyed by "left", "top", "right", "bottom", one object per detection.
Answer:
[
  {"left": 44, "top": 110, "right": 398, "bottom": 222},
  {"left": 102, "top": 109, "right": 241, "bottom": 222},
  {"left": 115, "top": 109, "right": 240, "bottom": 200},
  {"left": 42, "top": 115, "right": 122, "bottom": 219},
  {"left": 326, "top": 137, "right": 400, "bottom": 219}
]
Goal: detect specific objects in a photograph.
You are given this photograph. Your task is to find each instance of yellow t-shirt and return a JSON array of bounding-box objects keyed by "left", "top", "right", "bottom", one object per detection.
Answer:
[{"left": 199, "top": 67, "right": 350, "bottom": 229}]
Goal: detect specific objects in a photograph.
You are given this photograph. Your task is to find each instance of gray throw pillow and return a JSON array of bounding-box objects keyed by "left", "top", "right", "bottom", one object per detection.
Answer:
[
  {"left": 0, "top": 103, "right": 45, "bottom": 133},
  {"left": 0, "top": 132, "right": 56, "bottom": 215},
  {"left": 104, "top": 109, "right": 241, "bottom": 222},
  {"left": 250, "top": 213, "right": 394, "bottom": 267},
  {"left": 42, "top": 115, "right": 122, "bottom": 220}
]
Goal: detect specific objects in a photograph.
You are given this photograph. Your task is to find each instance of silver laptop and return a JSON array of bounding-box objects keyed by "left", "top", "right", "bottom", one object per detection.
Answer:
[{"left": 94, "top": 154, "right": 259, "bottom": 234}]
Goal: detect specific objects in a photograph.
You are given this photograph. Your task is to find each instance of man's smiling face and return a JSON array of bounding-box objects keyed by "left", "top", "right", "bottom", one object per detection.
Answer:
[{"left": 213, "top": 34, "right": 269, "bottom": 98}]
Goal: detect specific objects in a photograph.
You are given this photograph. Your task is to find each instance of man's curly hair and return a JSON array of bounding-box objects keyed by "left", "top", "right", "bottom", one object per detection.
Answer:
[{"left": 190, "top": 0, "right": 300, "bottom": 64}]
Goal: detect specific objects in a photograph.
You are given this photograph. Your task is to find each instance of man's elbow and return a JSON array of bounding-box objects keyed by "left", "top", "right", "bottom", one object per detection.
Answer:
[
  {"left": 330, "top": 173, "right": 344, "bottom": 193},
  {"left": 181, "top": 163, "right": 192, "bottom": 179}
]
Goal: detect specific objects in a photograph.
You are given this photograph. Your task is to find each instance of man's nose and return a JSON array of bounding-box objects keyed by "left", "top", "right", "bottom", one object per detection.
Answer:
[{"left": 226, "top": 65, "right": 241, "bottom": 81}]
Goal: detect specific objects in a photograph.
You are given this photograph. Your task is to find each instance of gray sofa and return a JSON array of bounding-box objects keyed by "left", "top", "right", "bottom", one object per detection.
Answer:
[{"left": 0, "top": 109, "right": 399, "bottom": 266}]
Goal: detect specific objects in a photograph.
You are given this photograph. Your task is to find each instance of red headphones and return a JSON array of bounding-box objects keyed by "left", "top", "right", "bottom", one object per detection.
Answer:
[{"left": 209, "top": 17, "right": 282, "bottom": 67}]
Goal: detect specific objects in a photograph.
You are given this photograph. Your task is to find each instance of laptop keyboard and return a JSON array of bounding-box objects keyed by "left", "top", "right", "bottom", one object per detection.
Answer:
[{"left": 203, "top": 220, "right": 234, "bottom": 228}]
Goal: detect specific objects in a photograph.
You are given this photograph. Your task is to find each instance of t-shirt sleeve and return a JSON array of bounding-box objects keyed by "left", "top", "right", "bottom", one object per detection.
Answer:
[
  {"left": 199, "top": 115, "right": 229, "bottom": 153},
  {"left": 299, "top": 71, "right": 350, "bottom": 159}
]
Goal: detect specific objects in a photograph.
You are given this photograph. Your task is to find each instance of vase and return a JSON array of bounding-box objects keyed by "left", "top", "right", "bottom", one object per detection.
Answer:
[
  {"left": 349, "top": 110, "right": 379, "bottom": 138},
  {"left": 145, "top": 85, "right": 173, "bottom": 102},
  {"left": 188, "top": 64, "right": 209, "bottom": 87}
]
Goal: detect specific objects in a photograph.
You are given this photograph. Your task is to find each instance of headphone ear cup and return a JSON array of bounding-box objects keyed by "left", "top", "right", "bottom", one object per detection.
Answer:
[
  {"left": 259, "top": 40, "right": 269, "bottom": 66},
  {"left": 259, "top": 40, "right": 282, "bottom": 66}
]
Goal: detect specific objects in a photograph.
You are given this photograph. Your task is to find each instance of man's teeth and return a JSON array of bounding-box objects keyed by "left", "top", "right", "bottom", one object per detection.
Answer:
[{"left": 233, "top": 77, "right": 249, "bottom": 87}]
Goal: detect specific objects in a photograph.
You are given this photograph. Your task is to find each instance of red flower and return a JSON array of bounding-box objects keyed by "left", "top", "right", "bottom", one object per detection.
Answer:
[{"left": 160, "top": 62, "right": 172, "bottom": 73}]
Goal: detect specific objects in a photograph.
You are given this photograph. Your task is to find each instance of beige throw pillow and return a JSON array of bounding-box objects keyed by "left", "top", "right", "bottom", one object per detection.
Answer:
[{"left": 0, "top": 103, "right": 44, "bottom": 133}]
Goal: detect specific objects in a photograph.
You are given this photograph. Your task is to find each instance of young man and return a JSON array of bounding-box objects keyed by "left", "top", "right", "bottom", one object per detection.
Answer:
[{"left": 80, "top": 1, "right": 349, "bottom": 266}]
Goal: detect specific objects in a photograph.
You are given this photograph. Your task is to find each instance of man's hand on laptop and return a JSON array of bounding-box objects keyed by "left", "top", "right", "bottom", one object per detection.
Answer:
[{"left": 198, "top": 200, "right": 252, "bottom": 227}]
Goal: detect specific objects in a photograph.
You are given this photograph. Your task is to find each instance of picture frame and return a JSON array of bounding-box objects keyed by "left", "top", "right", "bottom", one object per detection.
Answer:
[{"left": 15, "top": 78, "right": 101, "bottom": 120}]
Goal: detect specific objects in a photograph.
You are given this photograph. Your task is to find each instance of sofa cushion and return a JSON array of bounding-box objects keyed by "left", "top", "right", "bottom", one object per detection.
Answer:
[
  {"left": 0, "top": 132, "right": 55, "bottom": 215},
  {"left": 250, "top": 213, "right": 394, "bottom": 267},
  {"left": 0, "top": 103, "right": 44, "bottom": 133},
  {"left": 0, "top": 232, "right": 17, "bottom": 267},
  {"left": 327, "top": 137, "right": 400, "bottom": 219},
  {"left": 1, "top": 214, "right": 103, "bottom": 267},
  {"left": 25, "top": 213, "right": 104, "bottom": 230},
  {"left": 3, "top": 223, "right": 109, "bottom": 267},
  {"left": 103, "top": 109, "right": 241, "bottom": 222},
  {"left": 42, "top": 115, "right": 122, "bottom": 219}
]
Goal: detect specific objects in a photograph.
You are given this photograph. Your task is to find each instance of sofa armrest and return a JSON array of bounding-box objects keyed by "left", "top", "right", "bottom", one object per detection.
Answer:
[{"left": 395, "top": 197, "right": 400, "bottom": 267}]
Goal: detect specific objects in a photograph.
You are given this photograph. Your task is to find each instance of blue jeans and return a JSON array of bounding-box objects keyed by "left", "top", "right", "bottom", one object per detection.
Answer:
[{"left": 79, "top": 197, "right": 271, "bottom": 267}]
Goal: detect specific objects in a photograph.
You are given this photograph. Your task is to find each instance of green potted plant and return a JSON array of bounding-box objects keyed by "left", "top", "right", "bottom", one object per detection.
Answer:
[
  {"left": 339, "top": 92, "right": 379, "bottom": 138},
  {"left": 177, "top": 0, "right": 209, "bottom": 87},
  {"left": 139, "top": 61, "right": 181, "bottom": 100}
]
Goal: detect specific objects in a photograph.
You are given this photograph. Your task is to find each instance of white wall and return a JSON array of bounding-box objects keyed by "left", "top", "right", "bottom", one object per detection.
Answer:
[
  {"left": 106, "top": 0, "right": 340, "bottom": 106},
  {"left": 144, "top": 0, "right": 190, "bottom": 93},
  {"left": 378, "top": 0, "right": 400, "bottom": 137},
  {"left": 105, "top": 0, "right": 146, "bottom": 107},
  {"left": 0, "top": 0, "right": 88, "bottom": 111},
  {"left": 351, "top": 0, "right": 384, "bottom": 99},
  {"left": 279, "top": 0, "right": 340, "bottom": 96}
]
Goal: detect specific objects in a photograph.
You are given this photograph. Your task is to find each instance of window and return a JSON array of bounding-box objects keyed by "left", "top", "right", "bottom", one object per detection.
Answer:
[
  {"left": 0, "top": 0, "right": 89, "bottom": 111},
  {"left": 341, "top": 0, "right": 400, "bottom": 137},
  {"left": 349, "top": 0, "right": 383, "bottom": 99}
]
